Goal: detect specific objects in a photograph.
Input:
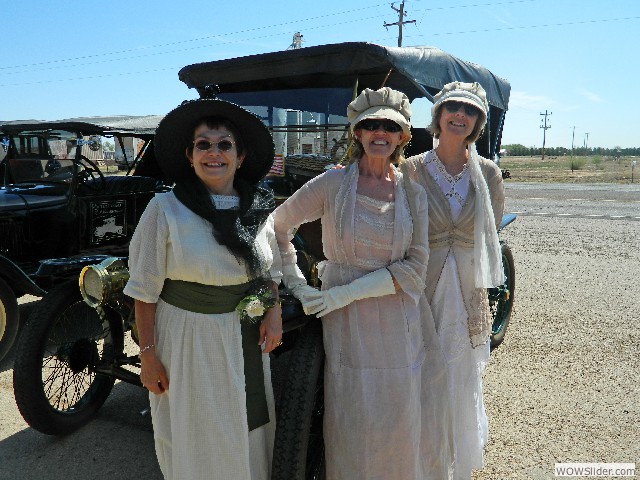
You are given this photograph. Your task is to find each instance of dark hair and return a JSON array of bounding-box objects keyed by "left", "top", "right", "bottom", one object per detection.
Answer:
[
  {"left": 174, "top": 115, "right": 273, "bottom": 280},
  {"left": 427, "top": 102, "right": 485, "bottom": 144},
  {"left": 188, "top": 116, "right": 247, "bottom": 158}
]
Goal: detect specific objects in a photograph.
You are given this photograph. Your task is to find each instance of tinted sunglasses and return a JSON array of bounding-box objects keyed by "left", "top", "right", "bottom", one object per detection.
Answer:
[
  {"left": 443, "top": 101, "right": 480, "bottom": 117},
  {"left": 356, "top": 119, "right": 403, "bottom": 133},
  {"left": 193, "top": 139, "right": 235, "bottom": 152}
]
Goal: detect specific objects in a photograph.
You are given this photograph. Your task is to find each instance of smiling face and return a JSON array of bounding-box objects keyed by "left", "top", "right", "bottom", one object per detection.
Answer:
[
  {"left": 186, "top": 123, "right": 245, "bottom": 195},
  {"left": 437, "top": 101, "right": 482, "bottom": 142},
  {"left": 354, "top": 119, "right": 408, "bottom": 162}
]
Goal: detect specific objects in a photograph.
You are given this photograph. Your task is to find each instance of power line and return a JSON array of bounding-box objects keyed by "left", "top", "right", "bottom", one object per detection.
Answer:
[
  {"left": 384, "top": 2, "right": 416, "bottom": 47},
  {"left": 4, "top": 0, "right": 613, "bottom": 73},
  {"left": 407, "top": 15, "right": 640, "bottom": 38},
  {"left": 0, "top": 4, "right": 389, "bottom": 71},
  {"left": 2, "top": 9, "right": 638, "bottom": 86}
]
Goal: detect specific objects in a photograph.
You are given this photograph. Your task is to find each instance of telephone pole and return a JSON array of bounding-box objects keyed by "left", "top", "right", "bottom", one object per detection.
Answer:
[
  {"left": 584, "top": 133, "right": 589, "bottom": 149},
  {"left": 540, "top": 110, "right": 552, "bottom": 160},
  {"left": 384, "top": 1, "right": 416, "bottom": 47}
]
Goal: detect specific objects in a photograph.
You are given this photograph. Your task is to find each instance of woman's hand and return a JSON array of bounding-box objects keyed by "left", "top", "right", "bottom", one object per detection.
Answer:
[
  {"left": 140, "top": 349, "right": 170, "bottom": 395},
  {"left": 259, "top": 305, "right": 283, "bottom": 353}
]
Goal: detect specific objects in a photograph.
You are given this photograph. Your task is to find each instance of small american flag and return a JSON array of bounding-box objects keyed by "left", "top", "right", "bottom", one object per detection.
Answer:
[{"left": 268, "top": 154, "right": 285, "bottom": 176}]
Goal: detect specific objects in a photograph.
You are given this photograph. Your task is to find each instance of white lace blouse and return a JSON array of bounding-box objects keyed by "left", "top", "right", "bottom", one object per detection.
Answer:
[{"left": 423, "top": 150, "right": 470, "bottom": 219}]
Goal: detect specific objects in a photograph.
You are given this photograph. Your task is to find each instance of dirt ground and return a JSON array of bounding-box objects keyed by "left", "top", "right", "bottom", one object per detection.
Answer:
[{"left": 473, "top": 214, "right": 639, "bottom": 479}]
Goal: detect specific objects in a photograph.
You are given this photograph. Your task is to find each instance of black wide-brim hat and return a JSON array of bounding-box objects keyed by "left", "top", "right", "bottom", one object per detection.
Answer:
[{"left": 155, "top": 98, "right": 275, "bottom": 185}]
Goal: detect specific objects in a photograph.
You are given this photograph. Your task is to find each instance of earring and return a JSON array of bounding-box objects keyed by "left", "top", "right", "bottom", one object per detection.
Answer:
[{"left": 190, "top": 163, "right": 194, "bottom": 168}]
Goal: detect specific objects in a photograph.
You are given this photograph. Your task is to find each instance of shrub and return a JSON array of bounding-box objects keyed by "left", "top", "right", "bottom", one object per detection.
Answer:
[
  {"left": 569, "top": 157, "right": 586, "bottom": 171},
  {"left": 592, "top": 155, "right": 604, "bottom": 170}
]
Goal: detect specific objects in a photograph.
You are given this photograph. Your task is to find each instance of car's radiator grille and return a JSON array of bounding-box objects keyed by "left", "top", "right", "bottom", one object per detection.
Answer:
[{"left": 0, "top": 219, "right": 27, "bottom": 259}]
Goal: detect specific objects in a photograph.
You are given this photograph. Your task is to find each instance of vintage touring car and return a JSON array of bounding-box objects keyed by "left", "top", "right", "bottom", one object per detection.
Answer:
[{"left": 0, "top": 116, "right": 169, "bottom": 361}]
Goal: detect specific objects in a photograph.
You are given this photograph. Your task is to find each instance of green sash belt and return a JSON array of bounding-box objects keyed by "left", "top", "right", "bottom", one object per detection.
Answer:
[{"left": 160, "top": 279, "right": 269, "bottom": 431}]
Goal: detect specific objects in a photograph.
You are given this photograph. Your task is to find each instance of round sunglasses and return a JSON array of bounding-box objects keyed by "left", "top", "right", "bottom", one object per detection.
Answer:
[
  {"left": 193, "top": 139, "right": 235, "bottom": 152},
  {"left": 356, "top": 119, "right": 403, "bottom": 133},
  {"left": 443, "top": 101, "right": 480, "bottom": 117}
]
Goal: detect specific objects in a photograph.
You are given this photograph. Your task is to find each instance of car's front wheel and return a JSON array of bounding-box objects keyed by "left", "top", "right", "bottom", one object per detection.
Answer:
[
  {"left": 13, "top": 281, "right": 123, "bottom": 435},
  {"left": 489, "top": 242, "right": 515, "bottom": 349},
  {"left": 0, "top": 277, "right": 19, "bottom": 363}
]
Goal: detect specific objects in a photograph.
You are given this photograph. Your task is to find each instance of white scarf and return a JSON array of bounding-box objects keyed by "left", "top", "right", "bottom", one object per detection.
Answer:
[{"left": 434, "top": 138, "right": 504, "bottom": 288}]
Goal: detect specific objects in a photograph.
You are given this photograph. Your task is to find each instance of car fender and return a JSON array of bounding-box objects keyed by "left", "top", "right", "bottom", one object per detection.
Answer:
[{"left": 0, "top": 255, "right": 47, "bottom": 298}]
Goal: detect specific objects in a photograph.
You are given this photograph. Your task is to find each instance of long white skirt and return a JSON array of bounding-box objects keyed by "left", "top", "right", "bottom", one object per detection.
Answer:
[
  {"left": 149, "top": 299, "right": 275, "bottom": 480},
  {"left": 431, "top": 255, "right": 490, "bottom": 480}
]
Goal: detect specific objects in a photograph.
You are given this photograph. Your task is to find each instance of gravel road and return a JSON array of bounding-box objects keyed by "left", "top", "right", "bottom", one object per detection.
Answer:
[{"left": 1, "top": 182, "right": 638, "bottom": 480}]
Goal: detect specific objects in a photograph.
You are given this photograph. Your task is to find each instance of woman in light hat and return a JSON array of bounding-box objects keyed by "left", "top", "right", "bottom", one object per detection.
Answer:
[
  {"left": 123, "top": 98, "right": 283, "bottom": 480},
  {"left": 401, "top": 81, "right": 505, "bottom": 479},
  {"left": 275, "top": 87, "right": 453, "bottom": 479}
]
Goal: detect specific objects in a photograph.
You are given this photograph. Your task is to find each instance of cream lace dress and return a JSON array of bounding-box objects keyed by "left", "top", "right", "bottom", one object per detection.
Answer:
[
  {"left": 422, "top": 151, "right": 490, "bottom": 480},
  {"left": 273, "top": 165, "right": 453, "bottom": 480},
  {"left": 123, "top": 191, "right": 282, "bottom": 480}
]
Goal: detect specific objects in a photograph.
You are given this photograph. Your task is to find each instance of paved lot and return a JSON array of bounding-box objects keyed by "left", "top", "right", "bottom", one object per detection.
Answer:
[{"left": 1, "top": 182, "right": 638, "bottom": 480}]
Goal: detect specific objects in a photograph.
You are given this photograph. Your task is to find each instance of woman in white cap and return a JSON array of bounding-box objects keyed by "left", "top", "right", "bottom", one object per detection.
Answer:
[
  {"left": 123, "top": 98, "right": 283, "bottom": 480},
  {"left": 275, "top": 87, "right": 453, "bottom": 479},
  {"left": 401, "top": 81, "right": 505, "bottom": 479}
]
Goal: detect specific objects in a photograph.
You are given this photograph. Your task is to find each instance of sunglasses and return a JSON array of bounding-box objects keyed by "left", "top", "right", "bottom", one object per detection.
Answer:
[
  {"left": 443, "top": 101, "right": 480, "bottom": 117},
  {"left": 193, "top": 139, "right": 235, "bottom": 152},
  {"left": 356, "top": 119, "right": 403, "bottom": 133}
]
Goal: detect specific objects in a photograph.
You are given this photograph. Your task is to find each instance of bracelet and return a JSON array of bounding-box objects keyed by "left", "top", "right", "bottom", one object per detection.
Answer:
[{"left": 139, "top": 344, "right": 155, "bottom": 355}]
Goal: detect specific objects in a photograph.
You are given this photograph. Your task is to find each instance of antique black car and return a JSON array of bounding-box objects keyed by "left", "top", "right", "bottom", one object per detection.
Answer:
[
  {"left": 0, "top": 116, "right": 169, "bottom": 360},
  {"left": 12, "top": 43, "right": 515, "bottom": 480}
]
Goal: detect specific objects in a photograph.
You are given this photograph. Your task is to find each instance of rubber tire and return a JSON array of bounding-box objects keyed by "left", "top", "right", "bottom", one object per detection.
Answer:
[
  {"left": 490, "top": 242, "right": 515, "bottom": 349},
  {"left": 13, "top": 281, "right": 123, "bottom": 435},
  {"left": 272, "top": 320, "right": 325, "bottom": 480},
  {"left": 0, "top": 278, "right": 19, "bottom": 363}
]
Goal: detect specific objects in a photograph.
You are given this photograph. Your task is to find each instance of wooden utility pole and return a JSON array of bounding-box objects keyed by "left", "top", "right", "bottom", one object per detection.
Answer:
[
  {"left": 540, "top": 110, "right": 552, "bottom": 160},
  {"left": 384, "top": 1, "right": 416, "bottom": 47}
]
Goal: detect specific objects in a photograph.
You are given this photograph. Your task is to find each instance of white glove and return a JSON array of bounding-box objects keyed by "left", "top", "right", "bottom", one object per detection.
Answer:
[{"left": 314, "top": 268, "right": 396, "bottom": 317}]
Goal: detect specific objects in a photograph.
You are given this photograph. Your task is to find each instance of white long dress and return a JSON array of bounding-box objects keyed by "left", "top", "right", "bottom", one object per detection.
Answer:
[
  {"left": 273, "top": 165, "right": 454, "bottom": 480},
  {"left": 422, "top": 153, "right": 490, "bottom": 480},
  {"left": 123, "top": 191, "right": 282, "bottom": 480}
]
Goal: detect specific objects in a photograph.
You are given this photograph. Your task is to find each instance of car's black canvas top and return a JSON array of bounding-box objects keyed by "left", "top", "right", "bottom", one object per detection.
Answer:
[
  {"left": 179, "top": 42, "right": 510, "bottom": 111},
  {"left": 0, "top": 115, "right": 163, "bottom": 135}
]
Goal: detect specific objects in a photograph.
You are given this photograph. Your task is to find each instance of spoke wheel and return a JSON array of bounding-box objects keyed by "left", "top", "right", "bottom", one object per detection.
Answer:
[
  {"left": 489, "top": 242, "right": 515, "bottom": 349},
  {"left": 0, "top": 277, "right": 19, "bottom": 363},
  {"left": 13, "top": 281, "right": 123, "bottom": 435}
]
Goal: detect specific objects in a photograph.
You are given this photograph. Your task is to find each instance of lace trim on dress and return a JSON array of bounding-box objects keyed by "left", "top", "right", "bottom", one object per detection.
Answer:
[
  {"left": 354, "top": 212, "right": 394, "bottom": 230},
  {"left": 356, "top": 236, "right": 396, "bottom": 250},
  {"left": 428, "top": 151, "right": 468, "bottom": 207},
  {"left": 355, "top": 193, "right": 395, "bottom": 213}
]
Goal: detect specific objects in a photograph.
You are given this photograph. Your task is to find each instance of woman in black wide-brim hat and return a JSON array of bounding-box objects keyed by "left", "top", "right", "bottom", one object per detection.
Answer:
[{"left": 123, "top": 98, "right": 283, "bottom": 480}]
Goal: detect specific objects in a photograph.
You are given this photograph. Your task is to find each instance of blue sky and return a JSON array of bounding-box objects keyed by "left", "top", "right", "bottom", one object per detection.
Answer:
[{"left": 4, "top": 0, "right": 639, "bottom": 149}]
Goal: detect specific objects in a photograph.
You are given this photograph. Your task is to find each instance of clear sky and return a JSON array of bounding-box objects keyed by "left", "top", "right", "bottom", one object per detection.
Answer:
[{"left": 4, "top": 0, "right": 639, "bottom": 149}]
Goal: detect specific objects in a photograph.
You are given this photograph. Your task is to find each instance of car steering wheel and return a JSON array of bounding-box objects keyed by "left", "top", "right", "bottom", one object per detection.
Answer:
[{"left": 77, "top": 155, "right": 106, "bottom": 191}]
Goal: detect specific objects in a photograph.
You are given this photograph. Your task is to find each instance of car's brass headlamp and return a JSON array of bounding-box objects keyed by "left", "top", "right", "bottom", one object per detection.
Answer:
[{"left": 79, "top": 257, "right": 129, "bottom": 308}]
